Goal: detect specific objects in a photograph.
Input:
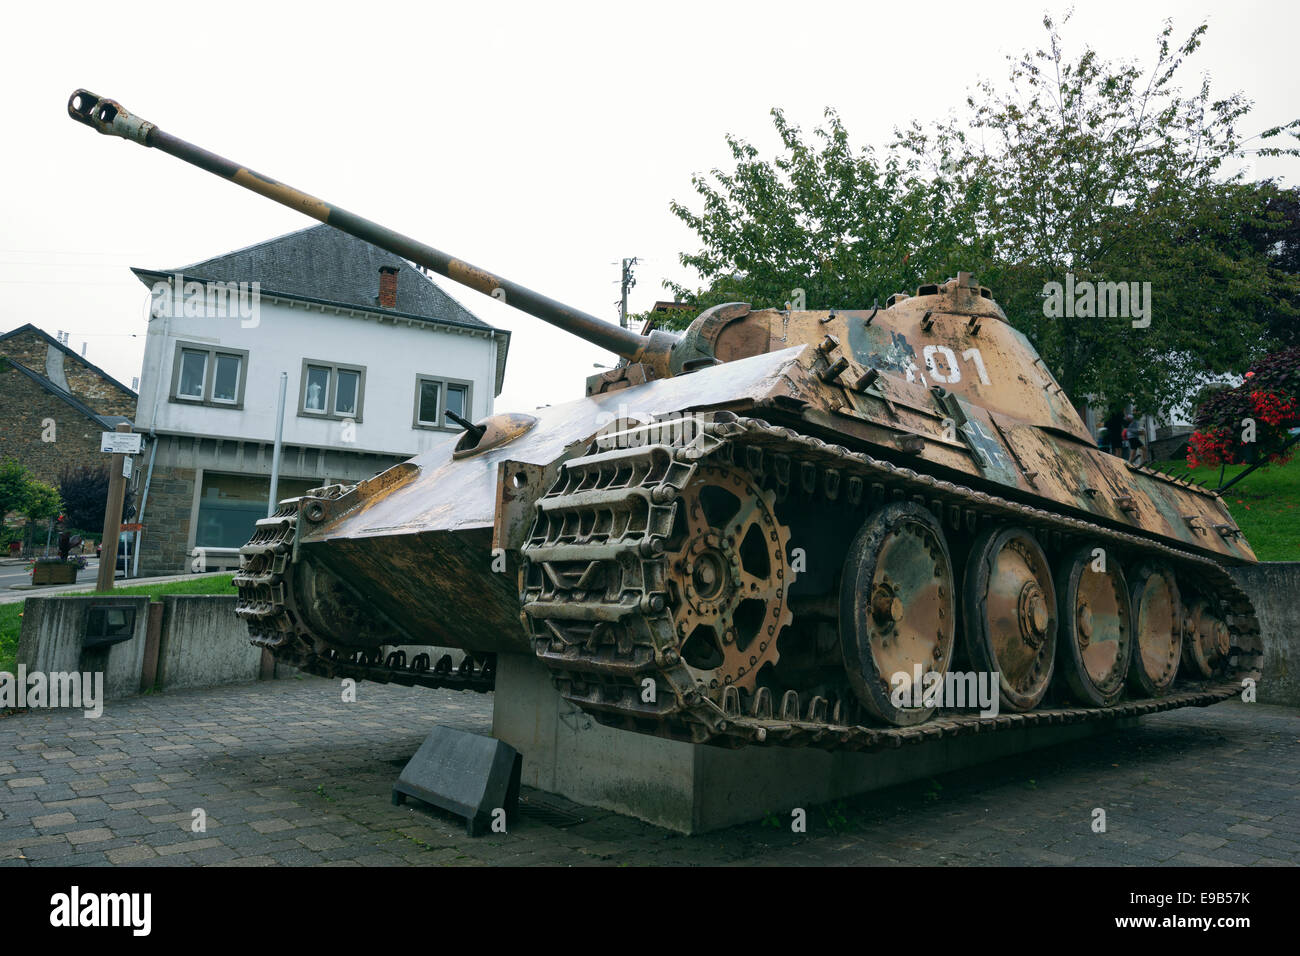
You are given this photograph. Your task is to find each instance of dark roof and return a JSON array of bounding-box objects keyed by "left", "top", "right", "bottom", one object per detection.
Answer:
[
  {"left": 131, "top": 224, "right": 509, "bottom": 393},
  {"left": 0, "top": 358, "right": 133, "bottom": 430},
  {"left": 0, "top": 323, "right": 138, "bottom": 398}
]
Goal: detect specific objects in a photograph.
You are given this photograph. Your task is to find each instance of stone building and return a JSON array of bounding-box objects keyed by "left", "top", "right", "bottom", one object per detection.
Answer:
[
  {"left": 131, "top": 224, "right": 508, "bottom": 574},
  {"left": 0, "top": 324, "right": 137, "bottom": 420},
  {"left": 0, "top": 325, "right": 136, "bottom": 488}
]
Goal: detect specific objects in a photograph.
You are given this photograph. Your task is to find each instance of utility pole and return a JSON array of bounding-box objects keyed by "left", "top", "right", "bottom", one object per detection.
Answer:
[
  {"left": 96, "top": 422, "right": 132, "bottom": 592},
  {"left": 618, "top": 257, "right": 639, "bottom": 328},
  {"left": 267, "top": 372, "right": 287, "bottom": 517}
]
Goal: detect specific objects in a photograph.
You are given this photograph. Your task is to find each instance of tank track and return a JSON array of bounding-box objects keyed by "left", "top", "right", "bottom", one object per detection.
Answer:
[
  {"left": 520, "top": 412, "right": 1260, "bottom": 751},
  {"left": 233, "top": 485, "right": 496, "bottom": 694}
]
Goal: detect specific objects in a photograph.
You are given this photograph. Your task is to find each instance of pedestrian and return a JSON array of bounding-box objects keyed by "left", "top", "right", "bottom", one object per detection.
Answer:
[
  {"left": 1104, "top": 407, "right": 1126, "bottom": 457},
  {"left": 1126, "top": 416, "right": 1147, "bottom": 467}
]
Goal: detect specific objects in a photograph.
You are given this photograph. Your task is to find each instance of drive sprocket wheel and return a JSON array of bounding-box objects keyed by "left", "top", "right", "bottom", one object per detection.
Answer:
[{"left": 664, "top": 464, "right": 793, "bottom": 693}]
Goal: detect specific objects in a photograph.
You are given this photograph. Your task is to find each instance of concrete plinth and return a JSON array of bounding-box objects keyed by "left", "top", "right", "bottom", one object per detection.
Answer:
[{"left": 491, "top": 654, "right": 1137, "bottom": 834}]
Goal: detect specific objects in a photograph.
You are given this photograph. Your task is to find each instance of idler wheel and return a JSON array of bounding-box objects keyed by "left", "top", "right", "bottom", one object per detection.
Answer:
[
  {"left": 963, "top": 526, "right": 1056, "bottom": 712},
  {"left": 1126, "top": 563, "right": 1182, "bottom": 697},
  {"left": 1055, "top": 545, "right": 1132, "bottom": 707},
  {"left": 839, "top": 502, "right": 956, "bottom": 726}
]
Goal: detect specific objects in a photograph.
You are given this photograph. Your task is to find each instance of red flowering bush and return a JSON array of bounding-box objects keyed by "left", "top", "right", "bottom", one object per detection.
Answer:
[{"left": 1188, "top": 347, "right": 1300, "bottom": 467}]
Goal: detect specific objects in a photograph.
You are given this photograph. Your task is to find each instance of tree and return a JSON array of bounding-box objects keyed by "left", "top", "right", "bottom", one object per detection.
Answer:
[
  {"left": 58, "top": 464, "right": 111, "bottom": 533},
  {"left": 665, "top": 15, "right": 1299, "bottom": 415},
  {"left": 930, "top": 14, "right": 1299, "bottom": 415},
  {"left": 22, "top": 481, "right": 61, "bottom": 524},
  {"left": 661, "top": 107, "right": 985, "bottom": 328},
  {"left": 19, "top": 479, "right": 61, "bottom": 552},
  {"left": 0, "top": 459, "right": 31, "bottom": 523}
]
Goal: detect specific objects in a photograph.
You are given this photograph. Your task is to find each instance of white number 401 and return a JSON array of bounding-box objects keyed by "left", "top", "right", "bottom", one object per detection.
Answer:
[{"left": 923, "top": 345, "right": 991, "bottom": 386}]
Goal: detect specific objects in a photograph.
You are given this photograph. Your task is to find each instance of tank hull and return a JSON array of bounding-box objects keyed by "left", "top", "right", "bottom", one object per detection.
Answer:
[{"left": 265, "top": 339, "right": 1251, "bottom": 664}]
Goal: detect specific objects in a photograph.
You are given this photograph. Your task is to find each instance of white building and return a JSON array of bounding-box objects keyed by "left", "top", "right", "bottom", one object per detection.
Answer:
[{"left": 130, "top": 224, "right": 508, "bottom": 573}]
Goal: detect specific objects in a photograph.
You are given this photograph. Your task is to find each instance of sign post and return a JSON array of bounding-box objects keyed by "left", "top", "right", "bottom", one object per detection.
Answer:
[{"left": 96, "top": 423, "right": 134, "bottom": 592}]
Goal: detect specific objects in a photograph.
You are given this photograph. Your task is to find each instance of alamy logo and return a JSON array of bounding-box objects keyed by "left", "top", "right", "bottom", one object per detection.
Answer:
[
  {"left": 592, "top": 405, "right": 706, "bottom": 449},
  {"left": 0, "top": 667, "right": 103, "bottom": 719},
  {"left": 50, "top": 886, "right": 151, "bottom": 936},
  {"left": 890, "top": 665, "right": 1000, "bottom": 717},
  {"left": 1042, "top": 273, "right": 1151, "bottom": 328},
  {"left": 150, "top": 272, "right": 260, "bottom": 328}
]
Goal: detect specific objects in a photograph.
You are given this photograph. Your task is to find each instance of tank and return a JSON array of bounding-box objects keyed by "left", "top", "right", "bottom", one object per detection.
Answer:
[{"left": 70, "top": 90, "right": 1261, "bottom": 750}]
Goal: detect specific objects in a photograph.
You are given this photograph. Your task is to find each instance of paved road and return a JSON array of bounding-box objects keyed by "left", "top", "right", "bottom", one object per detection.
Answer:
[
  {"left": 0, "top": 566, "right": 229, "bottom": 604},
  {"left": 0, "top": 561, "right": 100, "bottom": 592},
  {"left": 0, "top": 678, "right": 1296, "bottom": 866},
  {"left": 0, "top": 559, "right": 106, "bottom": 596}
]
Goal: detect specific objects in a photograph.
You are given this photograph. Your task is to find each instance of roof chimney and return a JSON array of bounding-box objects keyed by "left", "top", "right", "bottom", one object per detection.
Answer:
[{"left": 378, "top": 266, "right": 399, "bottom": 309}]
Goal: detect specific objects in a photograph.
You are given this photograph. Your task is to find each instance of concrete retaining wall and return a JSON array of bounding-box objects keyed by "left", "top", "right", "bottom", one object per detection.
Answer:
[
  {"left": 16, "top": 593, "right": 466, "bottom": 700},
  {"left": 157, "top": 596, "right": 264, "bottom": 690},
  {"left": 15, "top": 597, "right": 151, "bottom": 700},
  {"left": 1231, "top": 562, "right": 1300, "bottom": 707}
]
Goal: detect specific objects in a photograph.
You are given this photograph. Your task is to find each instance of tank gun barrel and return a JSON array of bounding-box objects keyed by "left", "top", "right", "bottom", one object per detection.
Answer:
[{"left": 67, "top": 90, "right": 661, "bottom": 364}]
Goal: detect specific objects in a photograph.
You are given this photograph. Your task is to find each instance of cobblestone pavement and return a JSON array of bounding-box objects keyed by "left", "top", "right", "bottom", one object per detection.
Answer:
[{"left": 1, "top": 677, "right": 1296, "bottom": 866}]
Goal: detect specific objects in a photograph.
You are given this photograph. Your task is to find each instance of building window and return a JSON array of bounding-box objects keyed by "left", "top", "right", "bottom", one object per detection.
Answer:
[
  {"left": 169, "top": 342, "right": 248, "bottom": 408},
  {"left": 194, "top": 473, "right": 319, "bottom": 550},
  {"left": 177, "top": 350, "right": 206, "bottom": 399},
  {"left": 298, "top": 360, "right": 366, "bottom": 422},
  {"left": 413, "top": 375, "right": 474, "bottom": 431}
]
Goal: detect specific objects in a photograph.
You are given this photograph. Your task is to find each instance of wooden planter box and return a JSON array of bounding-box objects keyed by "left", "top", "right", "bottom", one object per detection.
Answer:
[{"left": 32, "top": 560, "right": 77, "bottom": 585}]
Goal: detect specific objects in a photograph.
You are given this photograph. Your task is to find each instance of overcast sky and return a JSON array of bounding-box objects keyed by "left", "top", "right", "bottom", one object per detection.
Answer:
[{"left": 2, "top": 0, "right": 1297, "bottom": 414}]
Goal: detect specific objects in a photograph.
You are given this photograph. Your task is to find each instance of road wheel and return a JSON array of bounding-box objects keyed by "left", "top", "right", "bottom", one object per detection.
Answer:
[
  {"left": 963, "top": 526, "right": 1056, "bottom": 712},
  {"left": 839, "top": 502, "right": 956, "bottom": 726},
  {"left": 1182, "top": 597, "right": 1230, "bottom": 679},
  {"left": 1127, "top": 563, "right": 1182, "bottom": 697},
  {"left": 1055, "top": 545, "right": 1132, "bottom": 707}
]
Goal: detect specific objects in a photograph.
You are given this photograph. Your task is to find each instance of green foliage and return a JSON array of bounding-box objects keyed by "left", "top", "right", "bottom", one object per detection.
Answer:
[
  {"left": 666, "top": 107, "right": 981, "bottom": 320},
  {"left": 665, "top": 14, "right": 1299, "bottom": 416},
  {"left": 821, "top": 799, "right": 849, "bottom": 832},
  {"left": 932, "top": 14, "right": 1300, "bottom": 414},
  {"left": 89, "top": 574, "right": 237, "bottom": 598},
  {"left": 58, "top": 465, "right": 111, "bottom": 533},
  {"left": 22, "top": 481, "right": 61, "bottom": 524},
  {"left": 1188, "top": 346, "right": 1300, "bottom": 467},
  {"left": 0, "top": 460, "right": 32, "bottom": 523},
  {"left": 0, "top": 602, "right": 21, "bottom": 677}
]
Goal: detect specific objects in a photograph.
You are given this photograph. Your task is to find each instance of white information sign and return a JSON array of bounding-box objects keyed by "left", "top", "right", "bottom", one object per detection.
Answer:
[{"left": 100, "top": 432, "right": 142, "bottom": 455}]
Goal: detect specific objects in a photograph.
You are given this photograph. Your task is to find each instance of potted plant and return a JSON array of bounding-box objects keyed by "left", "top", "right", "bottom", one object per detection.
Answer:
[{"left": 31, "top": 518, "right": 82, "bottom": 585}]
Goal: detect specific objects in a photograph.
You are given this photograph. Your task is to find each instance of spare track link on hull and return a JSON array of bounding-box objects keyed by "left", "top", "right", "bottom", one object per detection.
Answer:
[
  {"left": 233, "top": 486, "right": 496, "bottom": 694},
  {"left": 520, "top": 414, "right": 1260, "bottom": 750}
]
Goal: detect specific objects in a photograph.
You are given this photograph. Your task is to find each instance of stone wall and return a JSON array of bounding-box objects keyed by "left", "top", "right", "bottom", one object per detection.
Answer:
[
  {"left": 136, "top": 460, "right": 197, "bottom": 575},
  {"left": 0, "top": 327, "right": 137, "bottom": 418},
  {"left": 0, "top": 363, "right": 107, "bottom": 487}
]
